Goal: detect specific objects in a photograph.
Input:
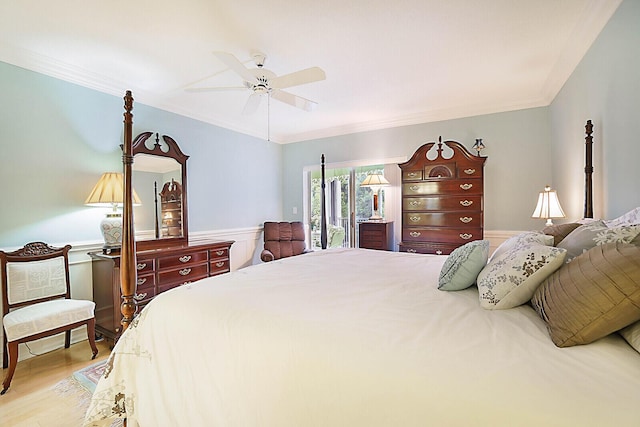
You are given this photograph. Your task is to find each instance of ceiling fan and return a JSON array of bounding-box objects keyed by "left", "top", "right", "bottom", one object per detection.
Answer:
[{"left": 186, "top": 51, "right": 326, "bottom": 114}]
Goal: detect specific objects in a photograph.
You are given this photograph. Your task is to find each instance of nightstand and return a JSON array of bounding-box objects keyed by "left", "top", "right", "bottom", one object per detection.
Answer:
[{"left": 359, "top": 221, "right": 394, "bottom": 251}]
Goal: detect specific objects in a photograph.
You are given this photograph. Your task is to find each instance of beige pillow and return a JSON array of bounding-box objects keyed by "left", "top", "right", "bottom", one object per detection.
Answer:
[
  {"left": 531, "top": 242, "right": 640, "bottom": 347},
  {"left": 541, "top": 223, "right": 580, "bottom": 246}
]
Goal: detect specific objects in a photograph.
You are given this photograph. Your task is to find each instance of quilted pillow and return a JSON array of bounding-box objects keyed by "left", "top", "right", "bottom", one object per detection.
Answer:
[
  {"left": 619, "top": 320, "right": 640, "bottom": 354},
  {"left": 477, "top": 242, "right": 566, "bottom": 310},
  {"left": 438, "top": 240, "right": 490, "bottom": 291},
  {"left": 557, "top": 220, "right": 640, "bottom": 262},
  {"left": 531, "top": 242, "right": 640, "bottom": 347},
  {"left": 490, "top": 231, "right": 554, "bottom": 262}
]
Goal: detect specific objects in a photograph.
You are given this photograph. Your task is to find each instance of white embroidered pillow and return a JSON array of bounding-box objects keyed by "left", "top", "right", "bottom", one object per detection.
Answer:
[
  {"left": 557, "top": 220, "right": 640, "bottom": 262},
  {"left": 477, "top": 243, "right": 567, "bottom": 310},
  {"left": 490, "top": 231, "right": 554, "bottom": 262}
]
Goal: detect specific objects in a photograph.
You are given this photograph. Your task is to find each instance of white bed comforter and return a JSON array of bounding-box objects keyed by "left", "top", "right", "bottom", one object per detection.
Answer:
[{"left": 85, "top": 248, "right": 640, "bottom": 426}]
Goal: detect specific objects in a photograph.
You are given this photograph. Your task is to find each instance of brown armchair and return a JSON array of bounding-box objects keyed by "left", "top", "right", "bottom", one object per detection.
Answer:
[{"left": 261, "top": 222, "right": 308, "bottom": 262}]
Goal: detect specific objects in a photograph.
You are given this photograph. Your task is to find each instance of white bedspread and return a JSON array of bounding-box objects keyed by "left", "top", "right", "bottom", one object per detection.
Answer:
[{"left": 84, "top": 248, "right": 640, "bottom": 426}]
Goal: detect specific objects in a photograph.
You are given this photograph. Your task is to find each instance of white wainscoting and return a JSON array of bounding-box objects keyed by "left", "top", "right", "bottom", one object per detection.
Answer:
[
  {"left": 0, "top": 227, "right": 264, "bottom": 364},
  {"left": 1, "top": 227, "right": 519, "bottom": 363}
]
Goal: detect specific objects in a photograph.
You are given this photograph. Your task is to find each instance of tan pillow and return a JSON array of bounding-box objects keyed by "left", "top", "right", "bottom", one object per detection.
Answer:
[
  {"left": 541, "top": 223, "right": 580, "bottom": 246},
  {"left": 531, "top": 242, "right": 640, "bottom": 347}
]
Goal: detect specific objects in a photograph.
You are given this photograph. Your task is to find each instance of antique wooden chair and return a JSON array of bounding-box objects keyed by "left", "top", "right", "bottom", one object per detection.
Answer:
[
  {"left": 261, "top": 222, "right": 309, "bottom": 262},
  {"left": 1, "top": 242, "right": 98, "bottom": 395}
]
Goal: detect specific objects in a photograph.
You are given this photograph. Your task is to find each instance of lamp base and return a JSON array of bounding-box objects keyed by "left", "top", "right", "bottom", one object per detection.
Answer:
[{"left": 100, "top": 212, "right": 123, "bottom": 253}]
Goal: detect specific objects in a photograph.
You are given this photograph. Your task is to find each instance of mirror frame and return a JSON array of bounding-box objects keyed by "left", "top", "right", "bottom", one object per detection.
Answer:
[{"left": 132, "top": 132, "right": 189, "bottom": 250}]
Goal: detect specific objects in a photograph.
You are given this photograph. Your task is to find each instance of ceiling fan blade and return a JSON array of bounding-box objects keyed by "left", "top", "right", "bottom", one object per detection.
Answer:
[
  {"left": 269, "top": 67, "right": 326, "bottom": 89},
  {"left": 242, "top": 93, "right": 262, "bottom": 115},
  {"left": 213, "top": 51, "right": 258, "bottom": 84},
  {"left": 271, "top": 89, "right": 318, "bottom": 112},
  {"left": 185, "top": 86, "right": 246, "bottom": 93}
]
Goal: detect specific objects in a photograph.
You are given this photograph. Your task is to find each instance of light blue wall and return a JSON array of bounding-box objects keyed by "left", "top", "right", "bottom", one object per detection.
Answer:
[
  {"left": 0, "top": 62, "right": 282, "bottom": 248},
  {"left": 1, "top": 0, "right": 637, "bottom": 250},
  {"left": 282, "top": 107, "right": 552, "bottom": 231},
  {"left": 550, "top": 0, "right": 640, "bottom": 221}
]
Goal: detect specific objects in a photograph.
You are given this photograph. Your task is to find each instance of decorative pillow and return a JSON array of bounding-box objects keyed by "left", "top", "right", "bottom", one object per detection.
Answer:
[
  {"left": 557, "top": 220, "right": 640, "bottom": 262},
  {"left": 438, "top": 240, "right": 490, "bottom": 291},
  {"left": 541, "top": 223, "right": 580, "bottom": 246},
  {"left": 477, "top": 242, "right": 566, "bottom": 310},
  {"left": 490, "top": 231, "right": 554, "bottom": 262},
  {"left": 619, "top": 321, "right": 640, "bottom": 354},
  {"left": 531, "top": 242, "right": 640, "bottom": 347},
  {"left": 605, "top": 207, "right": 640, "bottom": 227}
]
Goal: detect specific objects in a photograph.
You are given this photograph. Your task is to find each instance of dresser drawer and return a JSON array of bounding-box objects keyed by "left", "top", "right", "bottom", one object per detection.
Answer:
[
  {"left": 135, "top": 258, "right": 155, "bottom": 274},
  {"left": 133, "top": 286, "right": 156, "bottom": 305},
  {"left": 210, "top": 259, "right": 230, "bottom": 276},
  {"left": 403, "top": 212, "right": 482, "bottom": 227},
  {"left": 209, "top": 247, "right": 230, "bottom": 261},
  {"left": 157, "top": 250, "right": 208, "bottom": 270},
  {"left": 399, "top": 242, "right": 457, "bottom": 255},
  {"left": 135, "top": 272, "right": 156, "bottom": 290},
  {"left": 403, "top": 195, "right": 482, "bottom": 211},
  {"left": 402, "top": 227, "right": 482, "bottom": 244},
  {"left": 158, "top": 263, "right": 209, "bottom": 290},
  {"left": 403, "top": 180, "right": 483, "bottom": 196},
  {"left": 402, "top": 170, "right": 423, "bottom": 181}
]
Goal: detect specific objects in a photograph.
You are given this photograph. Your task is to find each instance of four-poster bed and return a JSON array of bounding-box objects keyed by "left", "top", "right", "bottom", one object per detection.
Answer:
[{"left": 83, "top": 93, "right": 640, "bottom": 426}]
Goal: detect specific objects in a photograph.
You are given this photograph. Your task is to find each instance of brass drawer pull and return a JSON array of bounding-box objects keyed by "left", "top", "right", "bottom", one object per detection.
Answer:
[
  {"left": 133, "top": 292, "right": 147, "bottom": 301},
  {"left": 407, "top": 172, "right": 419, "bottom": 178},
  {"left": 409, "top": 216, "right": 421, "bottom": 222},
  {"left": 181, "top": 281, "right": 192, "bottom": 286},
  {"left": 459, "top": 217, "right": 473, "bottom": 223},
  {"left": 459, "top": 233, "right": 473, "bottom": 240},
  {"left": 215, "top": 261, "right": 225, "bottom": 268},
  {"left": 179, "top": 268, "right": 192, "bottom": 276},
  {"left": 409, "top": 200, "right": 421, "bottom": 207},
  {"left": 460, "top": 200, "right": 473, "bottom": 207},
  {"left": 137, "top": 277, "right": 147, "bottom": 286},
  {"left": 460, "top": 183, "right": 473, "bottom": 190},
  {"left": 435, "top": 250, "right": 443, "bottom": 255},
  {"left": 409, "top": 231, "right": 421, "bottom": 237},
  {"left": 136, "top": 263, "right": 147, "bottom": 270},
  {"left": 215, "top": 250, "right": 225, "bottom": 256},
  {"left": 407, "top": 248, "right": 417, "bottom": 253},
  {"left": 179, "top": 255, "right": 192, "bottom": 263},
  {"left": 464, "top": 168, "right": 476, "bottom": 175},
  {"left": 409, "top": 185, "right": 419, "bottom": 191}
]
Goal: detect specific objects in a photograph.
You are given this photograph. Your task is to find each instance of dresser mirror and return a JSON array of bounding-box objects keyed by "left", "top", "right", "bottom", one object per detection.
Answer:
[{"left": 132, "top": 132, "right": 189, "bottom": 250}]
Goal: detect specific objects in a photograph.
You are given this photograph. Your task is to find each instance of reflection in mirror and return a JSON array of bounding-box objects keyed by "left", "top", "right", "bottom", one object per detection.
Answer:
[
  {"left": 132, "top": 132, "right": 189, "bottom": 250},
  {"left": 133, "top": 154, "right": 182, "bottom": 239}
]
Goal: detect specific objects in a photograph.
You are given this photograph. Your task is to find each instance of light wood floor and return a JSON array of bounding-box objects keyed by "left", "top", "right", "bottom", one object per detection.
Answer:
[{"left": 0, "top": 339, "right": 112, "bottom": 426}]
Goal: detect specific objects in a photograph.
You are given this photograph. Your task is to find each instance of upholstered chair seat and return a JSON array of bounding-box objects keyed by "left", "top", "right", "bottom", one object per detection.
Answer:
[
  {"left": 261, "top": 222, "right": 308, "bottom": 262},
  {"left": 3, "top": 299, "right": 95, "bottom": 343}
]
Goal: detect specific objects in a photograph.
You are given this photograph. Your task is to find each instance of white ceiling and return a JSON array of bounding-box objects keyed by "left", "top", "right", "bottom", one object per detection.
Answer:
[{"left": 0, "top": 1, "right": 621, "bottom": 143}]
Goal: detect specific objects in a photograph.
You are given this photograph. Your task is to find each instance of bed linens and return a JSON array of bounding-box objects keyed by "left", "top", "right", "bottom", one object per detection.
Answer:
[{"left": 84, "top": 249, "right": 640, "bottom": 427}]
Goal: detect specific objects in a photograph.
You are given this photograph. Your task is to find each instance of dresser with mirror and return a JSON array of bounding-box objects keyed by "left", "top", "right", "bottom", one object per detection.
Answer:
[{"left": 90, "top": 132, "right": 234, "bottom": 342}]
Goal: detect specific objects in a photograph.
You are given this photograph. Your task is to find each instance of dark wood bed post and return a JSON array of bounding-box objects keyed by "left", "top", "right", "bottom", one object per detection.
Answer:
[
  {"left": 584, "top": 119, "right": 594, "bottom": 219},
  {"left": 320, "top": 154, "right": 327, "bottom": 249},
  {"left": 120, "top": 91, "right": 138, "bottom": 332}
]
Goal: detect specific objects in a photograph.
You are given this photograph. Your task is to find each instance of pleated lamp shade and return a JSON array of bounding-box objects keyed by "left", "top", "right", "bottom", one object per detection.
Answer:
[{"left": 531, "top": 185, "right": 565, "bottom": 226}]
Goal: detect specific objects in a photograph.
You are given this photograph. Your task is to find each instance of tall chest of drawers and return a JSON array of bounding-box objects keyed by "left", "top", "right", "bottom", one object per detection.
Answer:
[
  {"left": 398, "top": 138, "right": 486, "bottom": 255},
  {"left": 89, "top": 240, "right": 234, "bottom": 341}
]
